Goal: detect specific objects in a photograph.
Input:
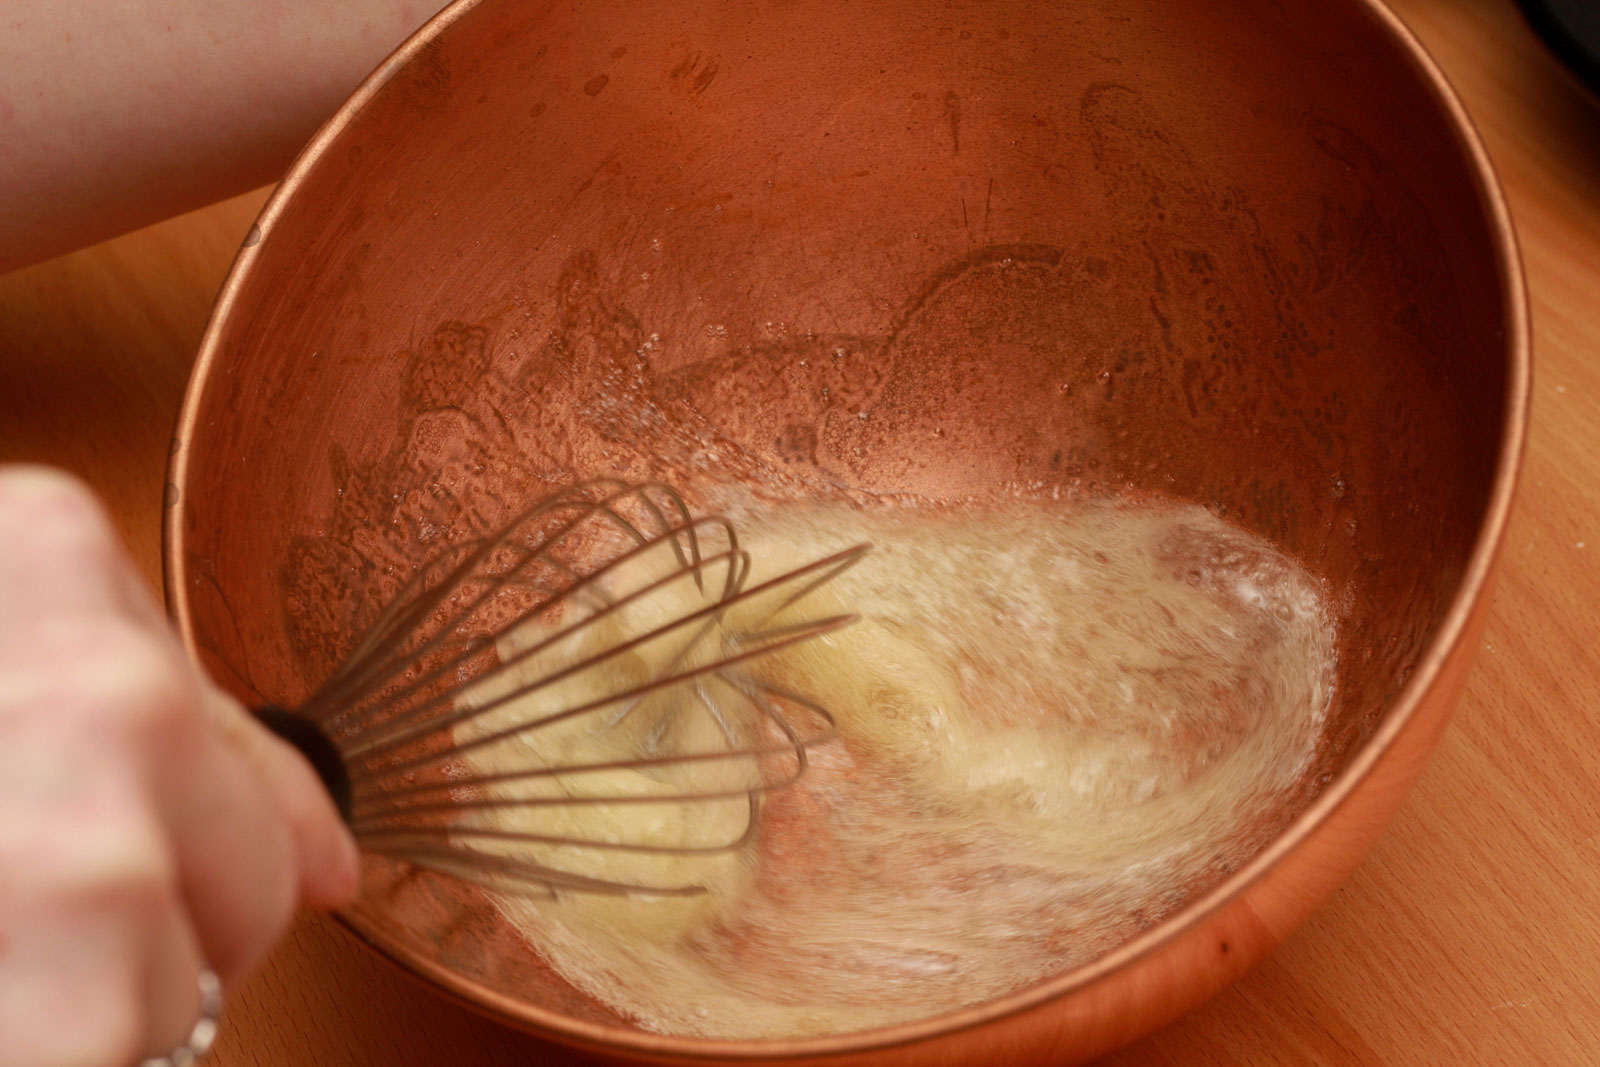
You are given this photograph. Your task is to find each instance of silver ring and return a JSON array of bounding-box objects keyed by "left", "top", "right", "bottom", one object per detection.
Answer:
[{"left": 138, "top": 967, "right": 222, "bottom": 1067}]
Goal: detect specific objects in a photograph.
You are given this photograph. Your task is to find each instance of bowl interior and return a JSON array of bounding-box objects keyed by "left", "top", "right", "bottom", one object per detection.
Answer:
[{"left": 170, "top": 0, "right": 1514, "bottom": 1053}]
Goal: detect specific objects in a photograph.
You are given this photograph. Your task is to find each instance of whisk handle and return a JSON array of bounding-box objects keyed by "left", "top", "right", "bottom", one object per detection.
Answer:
[{"left": 255, "top": 706, "right": 353, "bottom": 824}]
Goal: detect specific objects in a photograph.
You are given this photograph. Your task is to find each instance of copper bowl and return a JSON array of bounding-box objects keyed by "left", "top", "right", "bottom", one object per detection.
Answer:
[{"left": 165, "top": 0, "right": 1528, "bottom": 1062}]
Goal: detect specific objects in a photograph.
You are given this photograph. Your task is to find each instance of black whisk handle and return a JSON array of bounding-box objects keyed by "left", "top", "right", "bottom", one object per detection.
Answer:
[{"left": 255, "top": 706, "right": 353, "bottom": 824}]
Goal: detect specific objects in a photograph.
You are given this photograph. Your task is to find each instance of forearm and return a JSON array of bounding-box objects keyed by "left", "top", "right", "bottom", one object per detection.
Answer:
[{"left": 0, "top": 0, "right": 444, "bottom": 273}]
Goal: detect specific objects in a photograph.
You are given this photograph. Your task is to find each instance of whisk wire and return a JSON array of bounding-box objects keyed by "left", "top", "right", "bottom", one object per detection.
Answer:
[
  {"left": 345, "top": 682, "right": 831, "bottom": 820},
  {"left": 348, "top": 607, "right": 855, "bottom": 784},
  {"left": 363, "top": 816, "right": 762, "bottom": 857},
  {"left": 379, "top": 843, "right": 718, "bottom": 898},
  {"left": 303, "top": 482, "right": 722, "bottom": 728},
  {"left": 342, "top": 541, "right": 856, "bottom": 776},
  {"left": 266, "top": 480, "right": 866, "bottom": 896},
  {"left": 332, "top": 535, "right": 745, "bottom": 761}
]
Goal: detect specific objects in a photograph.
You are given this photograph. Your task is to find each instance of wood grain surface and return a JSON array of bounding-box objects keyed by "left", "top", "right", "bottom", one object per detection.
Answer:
[{"left": 1, "top": 0, "right": 1596, "bottom": 1062}]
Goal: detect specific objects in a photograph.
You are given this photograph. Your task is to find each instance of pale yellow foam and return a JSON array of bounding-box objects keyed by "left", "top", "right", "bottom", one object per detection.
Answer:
[{"left": 458, "top": 495, "right": 1336, "bottom": 1038}]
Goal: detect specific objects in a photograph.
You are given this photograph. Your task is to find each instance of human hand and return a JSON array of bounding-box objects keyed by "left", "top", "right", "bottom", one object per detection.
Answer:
[{"left": 0, "top": 468, "right": 359, "bottom": 1066}]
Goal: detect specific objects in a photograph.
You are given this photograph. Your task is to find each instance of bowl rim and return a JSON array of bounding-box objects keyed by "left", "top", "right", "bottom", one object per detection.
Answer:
[{"left": 165, "top": 0, "right": 1531, "bottom": 1057}]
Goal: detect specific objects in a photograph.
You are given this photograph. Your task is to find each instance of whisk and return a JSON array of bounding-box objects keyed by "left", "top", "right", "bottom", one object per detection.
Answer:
[{"left": 256, "top": 480, "right": 867, "bottom": 896}]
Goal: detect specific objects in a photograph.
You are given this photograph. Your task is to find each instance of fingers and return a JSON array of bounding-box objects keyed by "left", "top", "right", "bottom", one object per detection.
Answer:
[
  {"left": 0, "top": 465, "right": 363, "bottom": 1062},
  {"left": 144, "top": 694, "right": 301, "bottom": 986},
  {"left": 0, "top": 575, "right": 296, "bottom": 986},
  {"left": 0, "top": 898, "right": 202, "bottom": 1067},
  {"left": 206, "top": 686, "right": 361, "bottom": 910},
  {"left": 0, "top": 751, "right": 204, "bottom": 1067},
  {"left": 141, "top": 884, "right": 212, "bottom": 1061},
  {"left": 0, "top": 464, "right": 357, "bottom": 910},
  {"left": 0, "top": 466, "right": 160, "bottom": 635},
  {"left": 151, "top": 682, "right": 360, "bottom": 982}
]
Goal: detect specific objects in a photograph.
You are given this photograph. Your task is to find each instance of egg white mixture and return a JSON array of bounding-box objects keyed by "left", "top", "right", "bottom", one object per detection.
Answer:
[{"left": 457, "top": 495, "right": 1335, "bottom": 1038}]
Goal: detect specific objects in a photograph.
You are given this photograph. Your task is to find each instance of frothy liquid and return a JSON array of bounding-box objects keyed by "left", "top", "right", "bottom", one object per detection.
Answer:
[{"left": 462, "top": 496, "right": 1336, "bottom": 1038}]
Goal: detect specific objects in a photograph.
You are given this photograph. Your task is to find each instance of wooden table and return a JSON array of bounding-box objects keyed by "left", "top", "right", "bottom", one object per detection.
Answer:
[{"left": 2, "top": 0, "right": 1596, "bottom": 1062}]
